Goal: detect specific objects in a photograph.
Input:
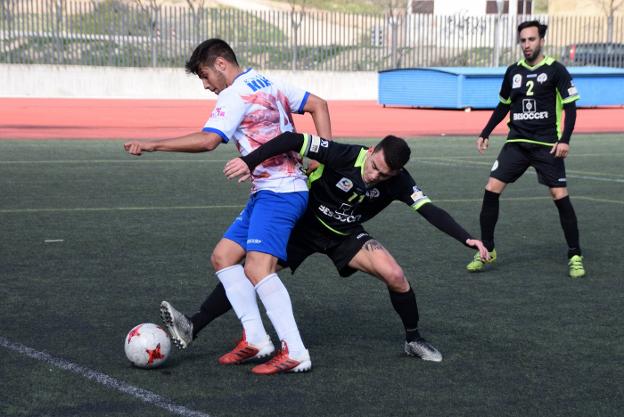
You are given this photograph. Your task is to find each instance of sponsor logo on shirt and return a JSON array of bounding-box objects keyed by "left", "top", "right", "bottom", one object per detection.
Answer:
[
  {"left": 336, "top": 178, "right": 354, "bottom": 192},
  {"left": 491, "top": 160, "right": 499, "bottom": 172},
  {"left": 512, "top": 74, "right": 522, "bottom": 89},
  {"left": 320, "top": 139, "right": 329, "bottom": 148},
  {"left": 318, "top": 204, "right": 361, "bottom": 223},
  {"left": 211, "top": 107, "right": 226, "bottom": 118},
  {"left": 366, "top": 188, "right": 380, "bottom": 198},
  {"left": 310, "top": 135, "right": 321, "bottom": 152},
  {"left": 558, "top": 177, "right": 567, "bottom": 182},
  {"left": 356, "top": 232, "right": 369, "bottom": 240},
  {"left": 537, "top": 73, "right": 548, "bottom": 83},
  {"left": 568, "top": 86, "right": 578, "bottom": 96},
  {"left": 513, "top": 98, "right": 549, "bottom": 120},
  {"left": 410, "top": 186, "right": 425, "bottom": 203},
  {"left": 245, "top": 75, "right": 273, "bottom": 92}
]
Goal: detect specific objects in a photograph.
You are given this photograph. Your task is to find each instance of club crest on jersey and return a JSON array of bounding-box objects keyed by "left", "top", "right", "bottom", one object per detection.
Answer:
[
  {"left": 336, "top": 178, "right": 353, "bottom": 192},
  {"left": 366, "top": 188, "right": 380, "bottom": 198},
  {"left": 537, "top": 73, "right": 548, "bottom": 83},
  {"left": 512, "top": 74, "right": 522, "bottom": 89}
]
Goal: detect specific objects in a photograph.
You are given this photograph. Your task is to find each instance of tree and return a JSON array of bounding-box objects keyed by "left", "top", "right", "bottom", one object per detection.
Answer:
[
  {"left": 289, "top": 0, "right": 306, "bottom": 70},
  {"left": 185, "top": 0, "right": 207, "bottom": 44},
  {"left": 135, "top": 0, "right": 162, "bottom": 67},
  {"left": 593, "top": 0, "right": 624, "bottom": 42}
]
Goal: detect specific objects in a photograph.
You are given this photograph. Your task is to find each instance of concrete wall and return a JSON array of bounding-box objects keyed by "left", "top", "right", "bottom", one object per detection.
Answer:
[{"left": 0, "top": 64, "right": 378, "bottom": 100}]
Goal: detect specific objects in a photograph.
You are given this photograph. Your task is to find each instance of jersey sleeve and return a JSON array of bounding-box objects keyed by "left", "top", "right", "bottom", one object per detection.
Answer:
[
  {"left": 241, "top": 132, "right": 357, "bottom": 172},
  {"left": 201, "top": 89, "right": 248, "bottom": 143},
  {"left": 394, "top": 170, "right": 431, "bottom": 210},
  {"left": 555, "top": 62, "right": 580, "bottom": 104},
  {"left": 498, "top": 66, "right": 513, "bottom": 104},
  {"left": 301, "top": 135, "right": 361, "bottom": 168},
  {"left": 272, "top": 78, "right": 310, "bottom": 114}
]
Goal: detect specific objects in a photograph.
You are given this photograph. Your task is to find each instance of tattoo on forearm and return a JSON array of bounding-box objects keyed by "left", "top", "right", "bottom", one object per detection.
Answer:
[{"left": 363, "top": 240, "right": 384, "bottom": 252}]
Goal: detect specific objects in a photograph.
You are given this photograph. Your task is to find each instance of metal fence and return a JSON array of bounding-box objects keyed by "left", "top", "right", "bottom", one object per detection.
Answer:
[{"left": 1, "top": 0, "right": 623, "bottom": 70}]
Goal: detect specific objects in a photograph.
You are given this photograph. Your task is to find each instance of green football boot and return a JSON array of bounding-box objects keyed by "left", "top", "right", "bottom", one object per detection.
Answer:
[
  {"left": 568, "top": 255, "right": 586, "bottom": 278},
  {"left": 466, "top": 249, "right": 497, "bottom": 272}
]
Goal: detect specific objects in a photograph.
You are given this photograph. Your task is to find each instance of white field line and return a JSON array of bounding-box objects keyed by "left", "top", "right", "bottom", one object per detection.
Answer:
[{"left": 0, "top": 336, "right": 214, "bottom": 417}]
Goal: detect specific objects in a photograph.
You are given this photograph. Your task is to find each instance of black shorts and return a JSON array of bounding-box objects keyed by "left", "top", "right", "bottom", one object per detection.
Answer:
[
  {"left": 279, "top": 216, "right": 374, "bottom": 277},
  {"left": 490, "top": 142, "right": 567, "bottom": 188}
]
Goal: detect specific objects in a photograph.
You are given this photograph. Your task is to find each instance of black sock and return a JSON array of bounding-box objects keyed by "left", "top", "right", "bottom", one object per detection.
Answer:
[
  {"left": 190, "top": 282, "right": 232, "bottom": 339},
  {"left": 389, "top": 286, "right": 421, "bottom": 342},
  {"left": 554, "top": 195, "right": 581, "bottom": 258},
  {"left": 480, "top": 189, "right": 500, "bottom": 252}
]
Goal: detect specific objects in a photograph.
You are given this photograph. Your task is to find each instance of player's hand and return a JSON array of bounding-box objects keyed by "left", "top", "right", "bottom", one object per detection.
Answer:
[
  {"left": 224, "top": 157, "right": 251, "bottom": 182},
  {"left": 124, "top": 141, "right": 154, "bottom": 156},
  {"left": 550, "top": 142, "right": 569, "bottom": 159},
  {"left": 306, "top": 160, "right": 321, "bottom": 175},
  {"left": 476, "top": 137, "right": 489, "bottom": 154},
  {"left": 466, "top": 239, "right": 490, "bottom": 261}
]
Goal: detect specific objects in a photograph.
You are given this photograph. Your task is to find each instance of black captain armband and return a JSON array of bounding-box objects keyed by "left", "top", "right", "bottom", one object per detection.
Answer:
[
  {"left": 417, "top": 203, "right": 472, "bottom": 247},
  {"left": 241, "top": 132, "right": 306, "bottom": 171}
]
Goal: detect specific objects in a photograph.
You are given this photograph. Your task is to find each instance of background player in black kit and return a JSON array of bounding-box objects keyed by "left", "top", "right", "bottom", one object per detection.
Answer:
[
  {"left": 466, "top": 20, "right": 586, "bottom": 279},
  {"left": 160, "top": 133, "right": 489, "bottom": 364}
]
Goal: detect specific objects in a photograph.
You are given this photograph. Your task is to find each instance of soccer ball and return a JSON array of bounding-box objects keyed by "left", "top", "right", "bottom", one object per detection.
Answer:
[{"left": 124, "top": 323, "right": 171, "bottom": 368}]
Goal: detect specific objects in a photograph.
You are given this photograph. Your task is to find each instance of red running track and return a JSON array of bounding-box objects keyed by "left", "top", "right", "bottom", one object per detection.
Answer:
[{"left": 1, "top": 98, "right": 622, "bottom": 140}]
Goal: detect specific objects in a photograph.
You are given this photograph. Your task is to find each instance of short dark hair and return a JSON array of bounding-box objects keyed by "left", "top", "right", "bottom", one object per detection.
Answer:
[
  {"left": 185, "top": 38, "right": 239, "bottom": 75},
  {"left": 517, "top": 20, "right": 547, "bottom": 38},
  {"left": 373, "top": 135, "right": 411, "bottom": 170}
]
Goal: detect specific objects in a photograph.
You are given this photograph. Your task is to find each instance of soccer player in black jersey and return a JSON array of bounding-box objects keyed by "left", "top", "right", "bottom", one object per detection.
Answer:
[
  {"left": 160, "top": 133, "right": 489, "bottom": 364},
  {"left": 466, "top": 20, "right": 586, "bottom": 278}
]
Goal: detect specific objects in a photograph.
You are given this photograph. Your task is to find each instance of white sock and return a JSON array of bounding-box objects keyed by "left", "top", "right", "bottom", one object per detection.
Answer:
[
  {"left": 216, "top": 265, "right": 267, "bottom": 345},
  {"left": 255, "top": 273, "right": 306, "bottom": 357}
]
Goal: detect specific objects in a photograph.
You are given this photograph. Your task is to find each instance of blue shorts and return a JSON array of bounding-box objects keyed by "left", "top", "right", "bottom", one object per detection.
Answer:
[{"left": 223, "top": 190, "right": 308, "bottom": 261}]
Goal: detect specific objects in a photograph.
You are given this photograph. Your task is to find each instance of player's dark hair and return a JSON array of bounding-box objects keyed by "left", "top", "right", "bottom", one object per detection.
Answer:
[
  {"left": 517, "top": 20, "right": 547, "bottom": 38},
  {"left": 185, "top": 38, "right": 239, "bottom": 75},
  {"left": 374, "top": 135, "right": 411, "bottom": 170}
]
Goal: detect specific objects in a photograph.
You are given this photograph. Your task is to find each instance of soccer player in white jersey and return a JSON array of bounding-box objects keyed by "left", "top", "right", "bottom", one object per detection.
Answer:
[{"left": 124, "top": 38, "right": 332, "bottom": 374}]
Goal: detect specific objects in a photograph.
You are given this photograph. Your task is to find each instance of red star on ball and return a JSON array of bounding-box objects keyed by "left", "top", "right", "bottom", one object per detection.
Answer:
[
  {"left": 146, "top": 343, "right": 165, "bottom": 366},
  {"left": 127, "top": 325, "right": 142, "bottom": 344}
]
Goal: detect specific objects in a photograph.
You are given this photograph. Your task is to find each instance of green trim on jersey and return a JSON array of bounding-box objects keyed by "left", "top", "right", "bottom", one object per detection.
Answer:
[
  {"left": 499, "top": 95, "right": 512, "bottom": 104},
  {"left": 355, "top": 148, "right": 368, "bottom": 178},
  {"left": 506, "top": 138, "right": 554, "bottom": 147},
  {"left": 299, "top": 133, "right": 311, "bottom": 156},
  {"left": 556, "top": 90, "right": 563, "bottom": 139},
  {"left": 315, "top": 215, "right": 349, "bottom": 236},
  {"left": 307, "top": 164, "right": 325, "bottom": 188},
  {"left": 518, "top": 55, "right": 555, "bottom": 70},
  {"left": 410, "top": 198, "right": 432, "bottom": 211}
]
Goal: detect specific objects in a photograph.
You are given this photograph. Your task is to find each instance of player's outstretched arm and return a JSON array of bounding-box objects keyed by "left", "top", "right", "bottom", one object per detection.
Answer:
[
  {"left": 124, "top": 131, "right": 222, "bottom": 156},
  {"left": 417, "top": 204, "right": 490, "bottom": 261},
  {"left": 303, "top": 94, "right": 332, "bottom": 139}
]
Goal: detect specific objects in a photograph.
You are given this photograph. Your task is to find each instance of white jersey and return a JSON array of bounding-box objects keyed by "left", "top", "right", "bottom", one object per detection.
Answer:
[{"left": 203, "top": 68, "right": 310, "bottom": 194}]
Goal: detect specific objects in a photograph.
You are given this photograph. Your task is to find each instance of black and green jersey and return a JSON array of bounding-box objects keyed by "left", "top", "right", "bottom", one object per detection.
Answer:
[
  {"left": 499, "top": 56, "right": 580, "bottom": 145},
  {"left": 242, "top": 133, "right": 432, "bottom": 236},
  {"left": 302, "top": 136, "right": 431, "bottom": 235}
]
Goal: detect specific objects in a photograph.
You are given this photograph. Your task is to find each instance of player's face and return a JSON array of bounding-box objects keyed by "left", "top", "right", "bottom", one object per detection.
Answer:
[
  {"left": 198, "top": 63, "right": 228, "bottom": 95},
  {"left": 363, "top": 149, "right": 399, "bottom": 186},
  {"left": 519, "top": 26, "right": 544, "bottom": 64}
]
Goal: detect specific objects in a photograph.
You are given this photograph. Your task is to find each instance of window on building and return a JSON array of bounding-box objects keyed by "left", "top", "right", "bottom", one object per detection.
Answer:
[
  {"left": 486, "top": 0, "right": 509, "bottom": 14},
  {"left": 517, "top": 0, "right": 533, "bottom": 14},
  {"left": 411, "top": 0, "right": 434, "bottom": 14}
]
